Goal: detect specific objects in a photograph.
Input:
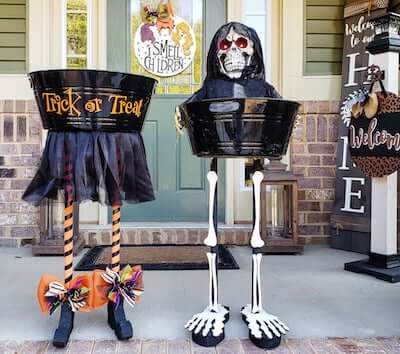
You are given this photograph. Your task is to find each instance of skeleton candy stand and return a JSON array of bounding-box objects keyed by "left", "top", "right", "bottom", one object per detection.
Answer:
[
  {"left": 178, "top": 22, "right": 299, "bottom": 349},
  {"left": 23, "top": 70, "right": 155, "bottom": 348}
]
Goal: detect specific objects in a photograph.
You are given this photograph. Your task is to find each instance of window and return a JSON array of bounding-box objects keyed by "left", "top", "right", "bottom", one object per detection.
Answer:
[
  {"left": 304, "top": 0, "right": 344, "bottom": 76},
  {"left": 66, "top": 0, "right": 88, "bottom": 68},
  {"left": 0, "top": 1, "right": 27, "bottom": 73},
  {"left": 130, "top": 0, "right": 203, "bottom": 94},
  {"left": 244, "top": 0, "right": 266, "bottom": 66}
]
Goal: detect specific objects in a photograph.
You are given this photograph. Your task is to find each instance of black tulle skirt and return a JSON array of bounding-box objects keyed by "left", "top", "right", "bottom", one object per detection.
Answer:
[{"left": 23, "top": 131, "right": 155, "bottom": 206}]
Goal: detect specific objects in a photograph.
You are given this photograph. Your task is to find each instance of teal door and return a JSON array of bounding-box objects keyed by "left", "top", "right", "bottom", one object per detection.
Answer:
[{"left": 107, "top": 0, "right": 226, "bottom": 221}]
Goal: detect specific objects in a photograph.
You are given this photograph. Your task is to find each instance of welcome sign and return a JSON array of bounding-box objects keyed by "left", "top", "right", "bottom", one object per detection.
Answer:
[
  {"left": 134, "top": 1, "right": 196, "bottom": 77},
  {"left": 348, "top": 91, "right": 400, "bottom": 177},
  {"left": 331, "top": 0, "right": 389, "bottom": 253}
]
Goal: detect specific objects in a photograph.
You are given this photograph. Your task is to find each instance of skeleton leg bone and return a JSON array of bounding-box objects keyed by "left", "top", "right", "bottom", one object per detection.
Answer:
[
  {"left": 204, "top": 171, "right": 218, "bottom": 248},
  {"left": 207, "top": 252, "right": 218, "bottom": 312},
  {"left": 241, "top": 170, "right": 289, "bottom": 349},
  {"left": 185, "top": 160, "right": 229, "bottom": 347}
]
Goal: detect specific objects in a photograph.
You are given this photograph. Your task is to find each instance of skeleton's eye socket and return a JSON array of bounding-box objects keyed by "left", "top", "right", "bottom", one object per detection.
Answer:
[
  {"left": 235, "top": 37, "right": 248, "bottom": 49},
  {"left": 219, "top": 39, "right": 232, "bottom": 51}
]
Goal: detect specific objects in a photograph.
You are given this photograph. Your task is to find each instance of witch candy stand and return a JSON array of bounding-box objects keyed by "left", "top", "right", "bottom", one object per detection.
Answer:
[
  {"left": 178, "top": 22, "right": 299, "bottom": 349},
  {"left": 23, "top": 70, "right": 156, "bottom": 347}
]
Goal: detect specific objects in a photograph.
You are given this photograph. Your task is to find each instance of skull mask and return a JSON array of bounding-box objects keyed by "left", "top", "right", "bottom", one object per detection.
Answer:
[{"left": 217, "top": 28, "right": 254, "bottom": 79}]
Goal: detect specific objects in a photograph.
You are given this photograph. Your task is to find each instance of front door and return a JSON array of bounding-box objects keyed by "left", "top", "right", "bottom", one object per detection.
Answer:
[{"left": 107, "top": 0, "right": 226, "bottom": 221}]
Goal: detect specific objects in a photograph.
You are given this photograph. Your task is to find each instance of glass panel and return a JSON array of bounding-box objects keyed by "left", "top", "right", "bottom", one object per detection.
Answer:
[
  {"left": 67, "top": 57, "right": 87, "bottom": 69},
  {"left": 246, "top": 0, "right": 265, "bottom": 14},
  {"left": 66, "top": 0, "right": 87, "bottom": 69},
  {"left": 131, "top": 0, "right": 203, "bottom": 94},
  {"left": 245, "top": 15, "right": 265, "bottom": 43}
]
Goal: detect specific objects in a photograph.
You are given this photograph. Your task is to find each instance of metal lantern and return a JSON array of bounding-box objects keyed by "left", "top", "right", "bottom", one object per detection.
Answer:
[
  {"left": 33, "top": 193, "right": 82, "bottom": 256},
  {"left": 260, "top": 160, "right": 303, "bottom": 254},
  {"left": 265, "top": 184, "right": 286, "bottom": 238},
  {"left": 367, "top": 12, "right": 400, "bottom": 54},
  {"left": 373, "top": 12, "right": 400, "bottom": 37}
]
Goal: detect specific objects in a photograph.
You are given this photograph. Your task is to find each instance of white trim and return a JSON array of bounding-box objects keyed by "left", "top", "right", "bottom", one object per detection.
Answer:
[
  {"left": 95, "top": 0, "right": 107, "bottom": 69},
  {"left": 50, "top": 0, "right": 65, "bottom": 68},
  {"left": 227, "top": 0, "right": 245, "bottom": 22},
  {"left": 265, "top": 0, "right": 272, "bottom": 82},
  {"left": 0, "top": 75, "right": 32, "bottom": 100},
  {"left": 226, "top": 0, "right": 245, "bottom": 224},
  {"left": 280, "top": 0, "right": 341, "bottom": 100},
  {"left": 225, "top": 159, "right": 235, "bottom": 225},
  {"left": 87, "top": 0, "right": 94, "bottom": 67},
  {"left": 95, "top": 0, "right": 108, "bottom": 224},
  {"left": 61, "top": 0, "right": 67, "bottom": 68}
]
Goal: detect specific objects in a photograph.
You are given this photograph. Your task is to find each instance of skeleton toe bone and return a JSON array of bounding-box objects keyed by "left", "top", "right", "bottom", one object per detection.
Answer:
[
  {"left": 185, "top": 305, "right": 228, "bottom": 337},
  {"left": 241, "top": 304, "right": 289, "bottom": 339}
]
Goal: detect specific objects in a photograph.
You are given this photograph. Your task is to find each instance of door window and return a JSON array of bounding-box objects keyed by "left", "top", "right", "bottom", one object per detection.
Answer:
[{"left": 130, "top": 0, "right": 203, "bottom": 94}]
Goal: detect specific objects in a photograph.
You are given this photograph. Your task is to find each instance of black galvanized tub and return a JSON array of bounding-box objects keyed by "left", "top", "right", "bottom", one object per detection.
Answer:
[
  {"left": 181, "top": 98, "right": 300, "bottom": 158},
  {"left": 29, "top": 69, "right": 157, "bottom": 132}
]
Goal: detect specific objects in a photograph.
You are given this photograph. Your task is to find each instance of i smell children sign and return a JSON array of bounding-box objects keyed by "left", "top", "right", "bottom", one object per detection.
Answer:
[
  {"left": 134, "top": 0, "right": 196, "bottom": 77},
  {"left": 331, "top": 0, "right": 388, "bottom": 253}
]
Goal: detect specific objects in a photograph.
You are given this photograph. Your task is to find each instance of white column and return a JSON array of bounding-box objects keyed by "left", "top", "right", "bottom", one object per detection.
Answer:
[
  {"left": 226, "top": 0, "right": 245, "bottom": 225},
  {"left": 370, "top": 52, "right": 399, "bottom": 256}
]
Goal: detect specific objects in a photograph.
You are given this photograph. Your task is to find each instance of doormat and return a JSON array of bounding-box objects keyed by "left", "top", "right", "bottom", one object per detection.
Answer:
[{"left": 75, "top": 245, "right": 239, "bottom": 271}]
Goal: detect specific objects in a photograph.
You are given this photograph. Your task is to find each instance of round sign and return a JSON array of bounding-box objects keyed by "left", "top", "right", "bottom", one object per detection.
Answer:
[{"left": 134, "top": 16, "right": 196, "bottom": 77}]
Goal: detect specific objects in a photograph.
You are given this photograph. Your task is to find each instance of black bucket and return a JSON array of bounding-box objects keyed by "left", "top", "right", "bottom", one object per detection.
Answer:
[
  {"left": 181, "top": 98, "right": 300, "bottom": 158},
  {"left": 29, "top": 69, "right": 157, "bottom": 132}
]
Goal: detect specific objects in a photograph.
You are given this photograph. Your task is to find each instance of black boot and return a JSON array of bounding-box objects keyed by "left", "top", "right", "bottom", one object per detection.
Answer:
[
  {"left": 107, "top": 299, "right": 133, "bottom": 340},
  {"left": 53, "top": 303, "right": 74, "bottom": 348}
]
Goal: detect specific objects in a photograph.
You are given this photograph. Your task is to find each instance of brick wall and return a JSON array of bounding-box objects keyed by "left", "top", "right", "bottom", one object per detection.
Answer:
[
  {"left": 0, "top": 100, "right": 41, "bottom": 247},
  {"left": 0, "top": 99, "right": 340, "bottom": 247},
  {"left": 292, "top": 101, "right": 340, "bottom": 245}
]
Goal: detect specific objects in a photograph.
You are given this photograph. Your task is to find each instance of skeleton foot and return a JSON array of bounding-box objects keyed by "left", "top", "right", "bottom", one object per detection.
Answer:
[
  {"left": 241, "top": 304, "right": 289, "bottom": 349},
  {"left": 185, "top": 305, "right": 229, "bottom": 347}
]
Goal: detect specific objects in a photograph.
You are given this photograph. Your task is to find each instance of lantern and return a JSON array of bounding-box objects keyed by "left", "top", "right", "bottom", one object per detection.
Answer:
[
  {"left": 33, "top": 193, "right": 82, "bottom": 256},
  {"left": 367, "top": 12, "right": 400, "bottom": 54},
  {"left": 259, "top": 160, "right": 303, "bottom": 254}
]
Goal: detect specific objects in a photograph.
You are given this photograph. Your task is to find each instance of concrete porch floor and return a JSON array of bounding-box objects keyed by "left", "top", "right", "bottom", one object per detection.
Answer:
[{"left": 0, "top": 245, "right": 400, "bottom": 342}]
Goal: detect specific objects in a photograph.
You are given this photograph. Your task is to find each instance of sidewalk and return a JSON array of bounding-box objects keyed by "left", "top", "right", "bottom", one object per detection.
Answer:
[
  {"left": 1, "top": 337, "right": 400, "bottom": 354},
  {"left": 1, "top": 245, "right": 400, "bottom": 344}
]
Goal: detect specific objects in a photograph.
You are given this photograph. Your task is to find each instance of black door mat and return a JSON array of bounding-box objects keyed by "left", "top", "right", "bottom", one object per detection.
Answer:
[{"left": 75, "top": 244, "right": 239, "bottom": 271}]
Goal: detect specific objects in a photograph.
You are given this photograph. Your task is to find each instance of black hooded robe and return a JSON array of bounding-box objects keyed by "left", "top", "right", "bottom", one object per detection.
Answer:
[{"left": 185, "top": 22, "right": 280, "bottom": 103}]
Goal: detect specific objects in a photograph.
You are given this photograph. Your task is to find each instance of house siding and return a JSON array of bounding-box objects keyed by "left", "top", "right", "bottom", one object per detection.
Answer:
[
  {"left": 0, "top": 98, "right": 340, "bottom": 247},
  {"left": 0, "top": 0, "right": 27, "bottom": 73},
  {"left": 305, "top": 0, "right": 345, "bottom": 75}
]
